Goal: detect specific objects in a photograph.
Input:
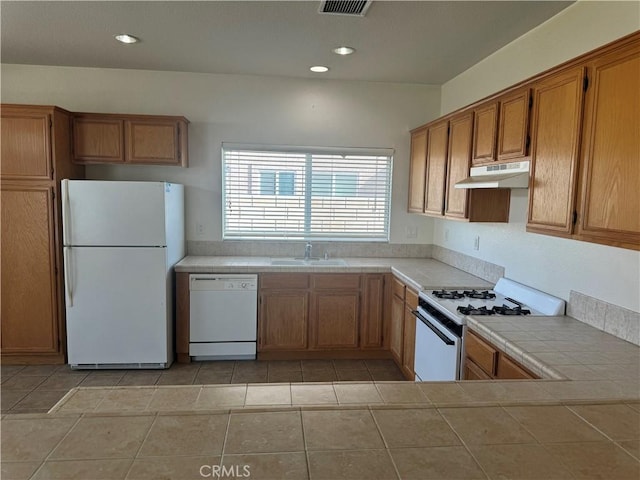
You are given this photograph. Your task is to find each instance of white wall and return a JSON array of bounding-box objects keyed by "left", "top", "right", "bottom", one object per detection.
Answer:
[
  {"left": 1, "top": 64, "right": 440, "bottom": 244},
  {"left": 437, "top": 0, "right": 640, "bottom": 311}
]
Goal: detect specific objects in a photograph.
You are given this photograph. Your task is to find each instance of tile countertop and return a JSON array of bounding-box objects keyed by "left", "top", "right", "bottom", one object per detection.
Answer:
[
  {"left": 174, "top": 256, "right": 494, "bottom": 292},
  {"left": 174, "top": 255, "right": 639, "bottom": 402}
]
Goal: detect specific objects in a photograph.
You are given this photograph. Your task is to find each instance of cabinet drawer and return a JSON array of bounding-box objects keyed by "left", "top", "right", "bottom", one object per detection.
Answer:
[
  {"left": 465, "top": 332, "right": 497, "bottom": 376},
  {"left": 496, "top": 354, "right": 537, "bottom": 379},
  {"left": 312, "top": 274, "right": 360, "bottom": 290},
  {"left": 260, "top": 274, "right": 309, "bottom": 290},
  {"left": 405, "top": 288, "right": 419, "bottom": 310},
  {"left": 392, "top": 277, "right": 406, "bottom": 301}
]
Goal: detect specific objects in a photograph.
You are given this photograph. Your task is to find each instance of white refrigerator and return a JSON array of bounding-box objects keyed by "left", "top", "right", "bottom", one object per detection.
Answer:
[{"left": 62, "top": 180, "right": 185, "bottom": 369}]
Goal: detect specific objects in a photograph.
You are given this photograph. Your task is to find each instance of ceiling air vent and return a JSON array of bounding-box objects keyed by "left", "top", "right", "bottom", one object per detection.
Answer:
[{"left": 319, "top": 0, "right": 372, "bottom": 16}]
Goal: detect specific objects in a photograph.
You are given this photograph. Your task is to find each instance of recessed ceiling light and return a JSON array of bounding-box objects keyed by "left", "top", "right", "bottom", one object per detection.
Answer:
[
  {"left": 114, "top": 34, "right": 140, "bottom": 44},
  {"left": 333, "top": 46, "right": 355, "bottom": 55},
  {"left": 310, "top": 66, "right": 329, "bottom": 73}
]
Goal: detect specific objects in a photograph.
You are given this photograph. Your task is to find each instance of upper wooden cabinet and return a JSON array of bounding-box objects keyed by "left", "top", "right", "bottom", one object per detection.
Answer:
[
  {"left": 1, "top": 108, "right": 53, "bottom": 180},
  {"left": 445, "top": 112, "right": 473, "bottom": 219},
  {"left": 575, "top": 41, "right": 640, "bottom": 249},
  {"left": 408, "top": 127, "right": 428, "bottom": 213},
  {"left": 497, "top": 88, "right": 531, "bottom": 161},
  {"left": 409, "top": 32, "right": 639, "bottom": 249},
  {"left": 424, "top": 120, "right": 449, "bottom": 216},
  {"left": 527, "top": 66, "right": 586, "bottom": 235},
  {"left": 471, "top": 101, "right": 499, "bottom": 165},
  {"left": 472, "top": 89, "right": 530, "bottom": 166},
  {"left": 73, "top": 113, "right": 189, "bottom": 167}
]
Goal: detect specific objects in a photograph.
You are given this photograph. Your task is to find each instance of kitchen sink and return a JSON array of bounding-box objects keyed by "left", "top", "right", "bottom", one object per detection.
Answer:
[{"left": 270, "top": 258, "right": 347, "bottom": 266}]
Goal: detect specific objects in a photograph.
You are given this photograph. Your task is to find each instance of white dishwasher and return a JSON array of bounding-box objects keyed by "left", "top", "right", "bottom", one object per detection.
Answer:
[{"left": 189, "top": 274, "right": 258, "bottom": 360}]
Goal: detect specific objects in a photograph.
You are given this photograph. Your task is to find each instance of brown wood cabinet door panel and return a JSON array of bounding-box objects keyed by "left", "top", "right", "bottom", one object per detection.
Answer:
[
  {"left": 464, "top": 331, "right": 497, "bottom": 377},
  {"left": 445, "top": 113, "right": 472, "bottom": 219},
  {"left": 578, "top": 43, "right": 640, "bottom": 247},
  {"left": 260, "top": 273, "right": 309, "bottom": 290},
  {"left": 310, "top": 292, "right": 360, "bottom": 349},
  {"left": 1, "top": 185, "right": 59, "bottom": 353},
  {"left": 401, "top": 304, "right": 416, "bottom": 380},
  {"left": 312, "top": 274, "right": 360, "bottom": 290},
  {"left": 259, "top": 291, "right": 308, "bottom": 351},
  {"left": 390, "top": 294, "right": 404, "bottom": 363},
  {"left": 464, "top": 358, "right": 492, "bottom": 380},
  {"left": 73, "top": 117, "right": 124, "bottom": 163},
  {"left": 405, "top": 288, "right": 419, "bottom": 311},
  {"left": 472, "top": 102, "right": 499, "bottom": 165},
  {"left": 496, "top": 354, "right": 536, "bottom": 379},
  {"left": 360, "top": 275, "right": 385, "bottom": 349},
  {"left": 126, "top": 119, "right": 185, "bottom": 165},
  {"left": 391, "top": 277, "right": 405, "bottom": 301},
  {"left": 528, "top": 67, "right": 586, "bottom": 234},
  {"left": 1, "top": 111, "right": 52, "bottom": 179},
  {"left": 424, "top": 120, "right": 448, "bottom": 216},
  {"left": 498, "top": 89, "right": 531, "bottom": 161},
  {"left": 408, "top": 127, "right": 428, "bottom": 213}
]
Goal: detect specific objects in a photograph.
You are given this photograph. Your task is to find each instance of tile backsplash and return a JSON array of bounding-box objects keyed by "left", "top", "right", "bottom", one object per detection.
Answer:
[
  {"left": 567, "top": 291, "right": 640, "bottom": 346},
  {"left": 431, "top": 245, "right": 505, "bottom": 284},
  {"left": 187, "top": 241, "right": 432, "bottom": 258}
]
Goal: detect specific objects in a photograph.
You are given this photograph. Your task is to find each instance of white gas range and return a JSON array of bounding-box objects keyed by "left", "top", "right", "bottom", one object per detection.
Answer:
[{"left": 413, "top": 277, "right": 566, "bottom": 382}]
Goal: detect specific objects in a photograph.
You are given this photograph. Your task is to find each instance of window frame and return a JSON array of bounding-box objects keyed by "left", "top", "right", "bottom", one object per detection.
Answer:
[{"left": 221, "top": 143, "right": 394, "bottom": 242}]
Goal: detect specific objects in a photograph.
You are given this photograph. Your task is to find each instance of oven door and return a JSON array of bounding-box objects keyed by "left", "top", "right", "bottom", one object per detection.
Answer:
[{"left": 413, "top": 308, "right": 461, "bottom": 381}]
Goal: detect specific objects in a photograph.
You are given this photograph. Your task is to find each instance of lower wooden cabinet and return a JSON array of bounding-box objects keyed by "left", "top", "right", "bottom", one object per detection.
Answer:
[
  {"left": 310, "top": 291, "right": 360, "bottom": 349},
  {"left": 389, "top": 276, "right": 418, "bottom": 380},
  {"left": 463, "top": 330, "right": 538, "bottom": 380},
  {"left": 1, "top": 184, "right": 60, "bottom": 355},
  {"left": 259, "top": 291, "right": 309, "bottom": 351},
  {"left": 257, "top": 273, "right": 386, "bottom": 358}
]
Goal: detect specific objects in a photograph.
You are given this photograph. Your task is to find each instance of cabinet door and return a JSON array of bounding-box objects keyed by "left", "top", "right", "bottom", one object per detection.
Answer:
[
  {"left": 464, "top": 358, "right": 492, "bottom": 380},
  {"left": 464, "top": 331, "right": 497, "bottom": 377},
  {"left": 577, "top": 42, "right": 640, "bottom": 248},
  {"left": 390, "top": 294, "right": 404, "bottom": 364},
  {"left": 1, "top": 185, "right": 59, "bottom": 353},
  {"left": 401, "top": 304, "right": 416, "bottom": 380},
  {"left": 125, "top": 118, "right": 187, "bottom": 166},
  {"left": 258, "top": 291, "right": 308, "bottom": 351},
  {"left": 408, "top": 127, "right": 428, "bottom": 213},
  {"left": 496, "top": 354, "right": 536, "bottom": 380},
  {"left": 73, "top": 116, "right": 124, "bottom": 163},
  {"left": 360, "top": 275, "right": 385, "bottom": 349},
  {"left": 498, "top": 89, "right": 531, "bottom": 161},
  {"left": 310, "top": 291, "right": 360, "bottom": 349},
  {"left": 445, "top": 112, "right": 472, "bottom": 219},
  {"left": 527, "top": 67, "right": 586, "bottom": 235},
  {"left": 1, "top": 109, "right": 52, "bottom": 179},
  {"left": 472, "top": 102, "right": 498, "bottom": 165},
  {"left": 424, "top": 120, "right": 449, "bottom": 216}
]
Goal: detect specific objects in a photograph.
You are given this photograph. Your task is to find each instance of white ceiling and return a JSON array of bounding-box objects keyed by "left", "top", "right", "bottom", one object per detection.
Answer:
[{"left": 1, "top": 1, "right": 574, "bottom": 85}]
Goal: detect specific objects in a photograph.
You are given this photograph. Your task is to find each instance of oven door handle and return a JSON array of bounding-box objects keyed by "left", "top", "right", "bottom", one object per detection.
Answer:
[{"left": 412, "top": 310, "right": 455, "bottom": 346}]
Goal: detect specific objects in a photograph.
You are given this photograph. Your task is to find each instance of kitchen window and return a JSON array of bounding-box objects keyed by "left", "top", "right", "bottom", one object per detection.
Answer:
[{"left": 222, "top": 144, "right": 393, "bottom": 240}]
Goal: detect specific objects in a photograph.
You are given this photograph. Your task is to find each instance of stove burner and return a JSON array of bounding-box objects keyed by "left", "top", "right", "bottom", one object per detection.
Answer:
[
  {"left": 456, "top": 305, "right": 495, "bottom": 316},
  {"left": 463, "top": 290, "right": 496, "bottom": 300},
  {"left": 432, "top": 290, "right": 465, "bottom": 300},
  {"left": 492, "top": 305, "right": 531, "bottom": 316}
]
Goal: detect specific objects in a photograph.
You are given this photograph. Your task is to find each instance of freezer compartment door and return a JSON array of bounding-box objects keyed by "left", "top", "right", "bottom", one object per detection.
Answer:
[
  {"left": 65, "top": 246, "right": 170, "bottom": 366},
  {"left": 62, "top": 180, "right": 168, "bottom": 247}
]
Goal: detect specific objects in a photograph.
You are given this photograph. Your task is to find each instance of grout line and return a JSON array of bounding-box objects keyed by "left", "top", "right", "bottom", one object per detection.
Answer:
[
  {"left": 299, "top": 409, "right": 312, "bottom": 480},
  {"left": 219, "top": 408, "right": 234, "bottom": 468}
]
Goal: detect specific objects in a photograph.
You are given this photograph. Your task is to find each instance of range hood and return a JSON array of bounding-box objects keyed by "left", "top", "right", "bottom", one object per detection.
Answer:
[{"left": 455, "top": 160, "right": 530, "bottom": 189}]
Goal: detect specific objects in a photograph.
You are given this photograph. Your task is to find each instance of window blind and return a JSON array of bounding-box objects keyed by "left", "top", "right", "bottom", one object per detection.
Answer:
[{"left": 222, "top": 145, "right": 393, "bottom": 241}]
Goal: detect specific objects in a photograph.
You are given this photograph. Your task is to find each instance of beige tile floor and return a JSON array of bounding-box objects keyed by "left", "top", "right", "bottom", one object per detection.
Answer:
[
  {"left": 1, "top": 359, "right": 404, "bottom": 414},
  {"left": 2, "top": 402, "right": 639, "bottom": 479}
]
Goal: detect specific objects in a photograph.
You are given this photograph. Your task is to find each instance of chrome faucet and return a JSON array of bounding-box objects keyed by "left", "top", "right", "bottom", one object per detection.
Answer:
[{"left": 304, "top": 242, "right": 312, "bottom": 261}]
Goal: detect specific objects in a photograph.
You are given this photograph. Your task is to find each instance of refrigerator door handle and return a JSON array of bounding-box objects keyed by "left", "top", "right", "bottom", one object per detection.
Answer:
[
  {"left": 64, "top": 247, "right": 73, "bottom": 307},
  {"left": 62, "top": 179, "right": 71, "bottom": 245}
]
